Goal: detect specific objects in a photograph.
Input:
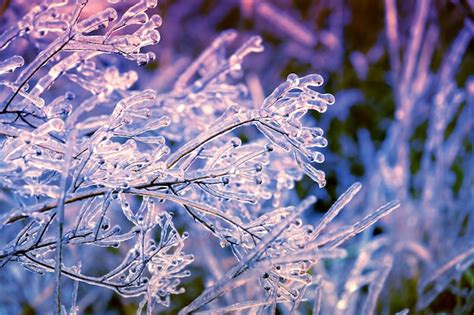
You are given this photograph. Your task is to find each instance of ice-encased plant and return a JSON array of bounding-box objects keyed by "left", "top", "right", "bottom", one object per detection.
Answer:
[{"left": 0, "top": 1, "right": 402, "bottom": 314}]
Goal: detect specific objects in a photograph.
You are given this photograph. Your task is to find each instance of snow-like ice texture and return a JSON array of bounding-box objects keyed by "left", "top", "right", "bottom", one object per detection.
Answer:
[{"left": 0, "top": 0, "right": 472, "bottom": 314}]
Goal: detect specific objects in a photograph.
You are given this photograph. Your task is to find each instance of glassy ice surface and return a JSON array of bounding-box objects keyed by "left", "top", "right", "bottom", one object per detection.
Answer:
[{"left": 0, "top": 1, "right": 472, "bottom": 314}]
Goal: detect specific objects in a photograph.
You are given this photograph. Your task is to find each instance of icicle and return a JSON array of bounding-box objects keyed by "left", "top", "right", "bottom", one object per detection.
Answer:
[
  {"left": 256, "top": 123, "right": 292, "bottom": 152},
  {"left": 311, "top": 182, "right": 362, "bottom": 240},
  {"left": 295, "top": 152, "right": 326, "bottom": 188},
  {"left": 76, "top": 8, "right": 118, "bottom": 33},
  {"left": 229, "top": 36, "right": 264, "bottom": 69},
  {"left": 0, "top": 56, "right": 25, "bottom": 75}
]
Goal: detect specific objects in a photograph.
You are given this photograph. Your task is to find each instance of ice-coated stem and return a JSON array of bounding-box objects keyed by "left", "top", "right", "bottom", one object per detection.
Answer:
[{"left": 54, "top": 130, "right": 76, "bottom": 314}]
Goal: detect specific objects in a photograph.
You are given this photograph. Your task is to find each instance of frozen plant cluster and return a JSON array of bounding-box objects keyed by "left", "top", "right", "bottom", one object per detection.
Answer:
[
  {"left": 0, "top": 0, "right": 472, "bottom": 314},
  {"left": 0, "top": 1, "right": 400, "bottom": 313}
]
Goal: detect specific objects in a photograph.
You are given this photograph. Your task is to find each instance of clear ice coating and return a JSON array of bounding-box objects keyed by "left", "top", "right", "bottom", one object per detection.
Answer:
[{"left": 0, "top": 0, "right": 472, "bottom": 314}]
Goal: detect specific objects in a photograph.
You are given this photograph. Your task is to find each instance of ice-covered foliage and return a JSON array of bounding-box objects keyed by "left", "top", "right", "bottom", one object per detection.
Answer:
[{"left": 0, "top": 0, "right": 472, "bottom": 314}]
